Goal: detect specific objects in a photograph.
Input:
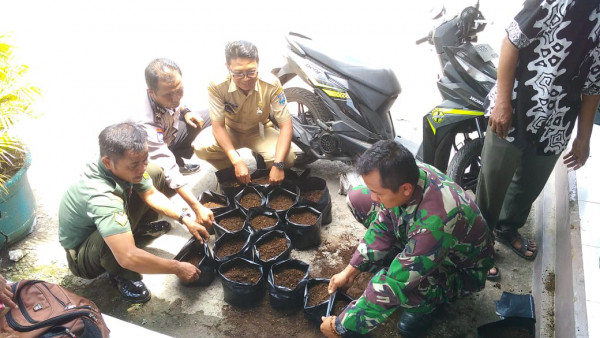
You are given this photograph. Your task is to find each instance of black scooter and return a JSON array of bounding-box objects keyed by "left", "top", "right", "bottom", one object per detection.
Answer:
[{"left": 416, "top": 1, "right": 497, "bottom": 192}]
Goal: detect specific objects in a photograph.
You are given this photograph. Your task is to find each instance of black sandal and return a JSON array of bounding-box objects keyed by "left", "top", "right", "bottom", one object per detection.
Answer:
[{"left": 495, "top": 230, "right": 537, "bottom": 261}]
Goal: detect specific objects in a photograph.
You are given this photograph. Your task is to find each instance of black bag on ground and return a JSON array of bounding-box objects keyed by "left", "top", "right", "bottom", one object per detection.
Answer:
[
  {"left": 245, "top": 208, "right": 283, "bottom": 244},
  {"left": 326, "top": 292, "right": 355, "bottom": 317},
  {"left": 252, "top": 230, "right": 292, "bottom": 268},
  {"left": 297, "top": 176, "right": 332, "bottom": 225},
  {"left": 213, "top": 207, "right": 249, "bottom": 238},
  {"left": 217, "top": 257, "right": 266, "bottom": 307},
  {"left": 285, "top": 205, "right": 322, "bottom": 250},
  {"left": 174, "top": 237, "right": 217, "bottom": 286},
  {"left": 268, "top": 259, "right": 310, "bottom": 309},
  {"left": 215, "top": 167, "right": 245, "bottom": 201},
  {"left": 266, "top": 185, "right": 300, "bottom": 219},
  {"left": 213, "top": 230, "right": 253, "bottom": 266},
  {"left": 0, "top": 280, "right": 110, "bottom": 338},
  {"left": 234, "top": 186, "right": 266, "bottom": 215},
  {"left": 303, "top": 278, "right": 332, "bottom": 325},
  {"left": 198, "top": 190, "right": 233, "bottom": 217}
]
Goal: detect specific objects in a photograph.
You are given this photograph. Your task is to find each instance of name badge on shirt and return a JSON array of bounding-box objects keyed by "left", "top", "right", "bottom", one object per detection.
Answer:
[
  {"left": 156, "top": 128, "right": 164, "bottom": 143},
  {"left": 257, "top": 107, "right": 265, "bottom": 138}
]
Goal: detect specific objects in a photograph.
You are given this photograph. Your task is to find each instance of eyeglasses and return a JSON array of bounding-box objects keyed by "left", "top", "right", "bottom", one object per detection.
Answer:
[{"left": 229, "top": 70, "right": 258, "bottom": 79}]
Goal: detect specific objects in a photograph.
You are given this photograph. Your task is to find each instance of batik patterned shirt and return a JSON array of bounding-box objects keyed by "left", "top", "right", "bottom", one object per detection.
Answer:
[
  {"left": 338, "top": 163, "right": 494, "bottom": 334},
  {"left": 485, "top": 0, "right": 600, "bottom": 155}
]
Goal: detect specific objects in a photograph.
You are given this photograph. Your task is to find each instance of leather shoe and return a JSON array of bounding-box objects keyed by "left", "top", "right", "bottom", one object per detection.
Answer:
[
  {"left": 397, "top": 307, "right": 440, "bottom": 337},
  {"left": 179, "top": 163, "right": 201, "bottom": 175},
  {"left": 110, "top": 275, "right": 151, "bottom": 303},
  {"left": 134, "top": 220, "right": 171, "bottom": 239}
]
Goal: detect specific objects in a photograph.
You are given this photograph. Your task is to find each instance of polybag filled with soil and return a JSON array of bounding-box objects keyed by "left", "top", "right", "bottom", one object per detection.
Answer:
[
  {"left": 173, "top": 237, "right": 217, "bottom": 286},
  {"left": 245, "top": 208, "right": 283, "bottom": 243},
  {"left": 267, "top": 186, "right": 299, "bottom": 218},
  {"left": 285, "top": 205, "right": 322, "bottom": 250},
  {"left": 218, "top": 257, "right": 266, "bottom": 307},
  {"left": 296, "top": 176, "right": 332, "bottom": 225},
  {"left": 198, "top": 190, "right": 232, "bottom": 217},
  {"left": 303, "top": 278, "right": 333, "bottom": 325},
  {"left": 234, "top": 186, "right": 266, "bottom": 214},
  {"left": 213, "top": 208, "right": 248, "bottom": 238},
  {"left": 477, "top": 317, "right": 535, "bottom": 338},
  {"left": 213, "top": 231, "right": 253, "bottom": 266},
  {"left": 215, "top": 166, "right": 246, "bottom": 201},
  {"left": 268, "top": 259, "right": 310, "bottom": 309},
  {"left": 252, "top": 230, "right": 292, "bottom": 268},
  {"left": 326, "top": 292, "right": 355, "bottom": 317}
]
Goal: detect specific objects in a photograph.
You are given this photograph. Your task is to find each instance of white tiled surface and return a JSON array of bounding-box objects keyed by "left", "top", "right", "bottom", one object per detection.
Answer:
[{"left": 577, "top": 124, "right": 600, "bottom": 337}]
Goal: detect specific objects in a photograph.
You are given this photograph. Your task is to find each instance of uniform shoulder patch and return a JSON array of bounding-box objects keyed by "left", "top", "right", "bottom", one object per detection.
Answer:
[
  {"left": 114, "top": 211, "right": 129, "bottom": 227},
  {"left": 277, "top": 90, "right": 287, "bottom": 105}
]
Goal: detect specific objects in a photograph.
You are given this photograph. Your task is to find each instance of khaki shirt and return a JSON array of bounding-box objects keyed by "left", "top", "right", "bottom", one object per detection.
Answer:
[
  {"left": 58, "top": 159, "right": 154, "bottom": 249},
  {"left": 208, "top": 73, "right": 290, "bottom": 133}
]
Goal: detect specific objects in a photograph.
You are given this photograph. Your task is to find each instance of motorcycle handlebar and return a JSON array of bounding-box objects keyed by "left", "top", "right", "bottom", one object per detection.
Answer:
[{"left": 416, "top": 36, "right": 430, "bottom": 45}]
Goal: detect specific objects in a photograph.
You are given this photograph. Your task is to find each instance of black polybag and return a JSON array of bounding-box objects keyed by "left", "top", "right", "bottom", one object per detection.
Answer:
[
  {"left": 215, "top": 166, "right": 245, "bottom": 201},
  {"left": 326, "top": 292, "right": 355, "bottom": 317},
  {"left": 268, "top": 259, "right": 310, "bottom": 309},
  {"left": 198, "top": 190, "right": 232, "bottom": 217},
  {"left": 213, "top": 207, "right": 249, "bottom": 238},
  {"left": 476, "top": 292, "right": 535, "bottom": 338},
  {"left": 173, "top": 237, "right": 217, "bottom": 286},
  {"left": 296, "top": 176, "right": 332, "bottom": 225},
  {"left": 213, "top": 230, "right": 253, "bottom": 266},
  {"left": 252, "top": 230, "right": 292, "bottom": 268},
  {"left": 303, "top": 278, "right": 332, "bottom": 325},
  {"left": 218, "top": 257, "right": 266, "bottom": 307},
  {"left": 266, "top": 185, "right": 300, "bottom": 218},
  {"left": 285, "top": 205, "right": 322, "bottom": 250},
  {"left": 245, "top": 208, "right": 283, "bottom": 243},
  {"left": 234, "top": 186, "right": 266, "bottom": 214}
]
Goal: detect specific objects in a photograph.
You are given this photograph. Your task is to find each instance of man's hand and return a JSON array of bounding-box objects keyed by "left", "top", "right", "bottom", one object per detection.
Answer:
[
  {"left": 328, "top": 265, "right": 360, "bottom": 295},
  {"left": 0, "top": 274, "right": 17, "bottom": 309},
  {"left": 194, "top": 205, "right": 215, "bottom": 227},
  {"left": 175, "top": 261, "right": 202, "bottom": 283},
  {"left": 563, "top": 136, "right": 591, "bottom": 170},
  {"left": 269, "top": 166, "right": 284, "bottom": 185},
  {"left": 183, "top": 217, "right": 210, "bottom": 243},
  {"left": 488, "top": 99, "right": 513, "bottom": 139},
  {"left": 233, "top": 160, "right": 251, "bottom": 184},
  {"left": 184, "top": 112, "right": 204, "bottom": 129},
  {"left": 320, "top": 316, "right": 340, "bottom": 338}
]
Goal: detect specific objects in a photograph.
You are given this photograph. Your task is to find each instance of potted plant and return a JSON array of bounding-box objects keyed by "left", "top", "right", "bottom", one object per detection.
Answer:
[{"left": 0, "top": 32, "right": 41, "bottom": 248}]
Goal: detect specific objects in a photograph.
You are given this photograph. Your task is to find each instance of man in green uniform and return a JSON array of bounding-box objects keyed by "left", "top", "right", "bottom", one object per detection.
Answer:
[
  {"left": 193, "top": 40, "right": 295, "bottom": 185},
  {"left": 320, "top": 140, "right": 494, "bottom": 337},
  {"left": 59, "top": 123, "right": 211, "bottom": 303}
]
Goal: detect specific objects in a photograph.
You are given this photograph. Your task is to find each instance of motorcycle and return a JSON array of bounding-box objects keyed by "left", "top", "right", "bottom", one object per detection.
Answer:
[{"left": 416, "top": 1, "right": 497, "bottom": 192}]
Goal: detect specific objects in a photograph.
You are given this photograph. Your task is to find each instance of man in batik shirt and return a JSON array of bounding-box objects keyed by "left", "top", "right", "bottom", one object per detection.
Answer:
[
  {"left": 320, "top": 140, "right": 494, "bottom": 337},
  {"left": 476, "top": 0, "right": 600, "bottom": 277}
]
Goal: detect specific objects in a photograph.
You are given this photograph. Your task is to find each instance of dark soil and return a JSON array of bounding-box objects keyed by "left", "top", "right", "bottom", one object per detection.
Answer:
[
  {"left": 222, "top": 264, "right": 262, "bottom": 284},
  {"left": 307, "top": 282, "right": 330, "bottom": 307},
  {"left": 221, "top": 179, "right": 242, "bottom": 188},
  {"left": 217, "top": 216, "right": 246, "bottom": 232},
  {"left": 256, "top": 236, "right": 288, "bottom": 261},
  {"left": 301, "top": 190, "right": 323, "bottom": 203},
  {"left": 204, "top": 201, "right": 227, "bottom": 208},
  {"left": 250, "top": 215, "right": 277, "bottom": 229},
  {"left": 252, "top": 176, "right": 270, "bottom": 185},
  {"left": 288, "top": 211, "right": 318, "bottom": 225},
  {"left": 269, "top": 194, "right": 295, "bottom": 210},
  {"left": 331, "top": 299, "right": 351, "bottom": 316},
  {"left": 273, "top": 268, "right": 307, "bottom": 289},
  {"left": 240, "top": 193, "right": 262, "bottom": 209},
  {"left": 216, "top": 237, "right": 247, "bottom": 258},
  {"left": 485, "top": 327, "right": 533, "bottom": 338},
  {"left": 184, "top": 253, "right": 201, "bottom": 267}
]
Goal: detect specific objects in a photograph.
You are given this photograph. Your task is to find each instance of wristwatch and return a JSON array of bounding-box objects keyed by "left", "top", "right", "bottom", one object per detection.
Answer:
[
  {"left": 273, "top": 161, "right": 285, "bottom": 170},
  {"left": 178, "top": 212, "right": 191, "bottom": 224}
]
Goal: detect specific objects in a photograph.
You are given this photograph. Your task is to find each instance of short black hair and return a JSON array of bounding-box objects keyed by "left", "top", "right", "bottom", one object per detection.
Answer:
[
  {"left": 225, "top": 40, "right": 259, "bottom": 65},
  {"left": 99, "top": 123, "right": 147, "bottom": 160},
  {"left": 145, "top": 58, "right": 182, "bottom": 92},
  {"left": 355, "top": 140, "right": 419, "bottom": 192}
]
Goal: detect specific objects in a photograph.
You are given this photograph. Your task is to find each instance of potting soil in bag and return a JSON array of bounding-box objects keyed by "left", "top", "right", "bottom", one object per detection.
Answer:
[
  {"left": 252, "top": 230, "right": 292, "bottom": 268},
  {"left": 297, "top": 176, "right": 332, "bottom": 225},
  {"left": 198, "top": 190, "right": 232, "bottom": 217},
  {"left": 285, "top": 205, "right": 322, "bottom": 250},
  {"left": 326, "top": 292, "right": 355, "bottom": 317},
  {"left": 218, "top": 257, "right": 266, "bottom": 307},
  {"left": 234, "top": 186, "right": 266, "bottom": 214},
  {"left": 215, "top": 167, "right": 245, "bottom": 201},
  {"left": 268, "top": 259, "right": 310, "bottom": 309},
  {"left": 303, "top": 278, "right": 332, "bottom": 325},
  {"left": 267, "top": 186, "right": 299, "bottom": 218},
  {"left": 174, "top": 237, "right": 217, "bottom": 286},
  {"left": 213, "top": 208, "right": 248, "bottom": 238},
  {"left": 213, "top": 231, "right": 253, "bottom": 266},
  {"left": 245, "top": 208, "right": 283, "bottom": 243}
]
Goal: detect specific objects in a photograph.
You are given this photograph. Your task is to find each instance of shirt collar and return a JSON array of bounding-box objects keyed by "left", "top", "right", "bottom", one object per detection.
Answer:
[
  {"left": 147, "top": 93, "right": 178, "bottom": 115},
  {"left": 96, "top": 157, "right": 132, "bottom": 194},
  {"left": 400, "top": 168, "right": 426, "bottom": 214}
]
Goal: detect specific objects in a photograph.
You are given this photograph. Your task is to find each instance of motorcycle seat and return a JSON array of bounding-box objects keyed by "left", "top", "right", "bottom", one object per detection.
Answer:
[{"left": 295, "top": 40, "right": 401, "bottom": 97}]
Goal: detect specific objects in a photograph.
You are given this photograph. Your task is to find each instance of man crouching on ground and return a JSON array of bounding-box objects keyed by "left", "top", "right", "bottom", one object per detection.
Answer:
[
  {"left": 321, "top": 140, "right": 494, "bottom": 337},
  {"left": 58, "top": 122, "right": 211, "bottom": 303}
]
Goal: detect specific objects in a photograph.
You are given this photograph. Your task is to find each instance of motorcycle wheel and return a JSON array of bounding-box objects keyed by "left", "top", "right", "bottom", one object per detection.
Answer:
[
  {"left": 447, "top": 137, "right": 483, "bottom": 193},
  {"left": 285, "top": 87, "right": 332, "bottom": 166}
]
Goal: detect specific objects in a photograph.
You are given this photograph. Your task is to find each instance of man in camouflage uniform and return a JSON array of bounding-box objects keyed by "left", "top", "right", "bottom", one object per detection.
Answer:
[{"left": 320, "top": 140, "right": 494, "bottom": 337}]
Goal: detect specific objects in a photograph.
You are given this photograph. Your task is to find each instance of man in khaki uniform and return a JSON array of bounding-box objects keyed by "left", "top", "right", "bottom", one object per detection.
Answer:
[{"left": 193, "top": 40, "right": 295, "bottom": 185}]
